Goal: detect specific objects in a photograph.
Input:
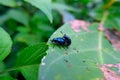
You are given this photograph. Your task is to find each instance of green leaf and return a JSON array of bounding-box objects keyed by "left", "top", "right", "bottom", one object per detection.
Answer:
[
  {"left": 14, "top": 33, "right": 41, "bottom": 45},
  {"left": 89, "top": 6, "right": 120, "bottom": 30},
  {"left": 0, "top": 0, "right": 17, "bottom": 7},
  {"left": 8, "top": 9, "right": 29, "bottom": 26},
  {"left": 20, "top": 65, "right": 39, "bottom": 80},
  {"left": 0, "top": 75, "right": 15, "bottom": 80},
  {"left": 0, "top": 62, "right": 5, "bottom": 71},
  {"left": 89, "top": 8, "right": 104, "bottom": 20},
  {"left": 15, "top": 43, "right": 48, "bottom": 67},
  {"left": 0, "top": 9, "right": 29, "bottom": 26},
  {"left": 0, "top": 27, "right": 12, "bottom": 62},
  {"left": 52, "top": 3, "right": 78, "bottom": 12},
  {"left": 0, "top": 15, "right": 9, "bottom": 25},
  {"left": 39, "top": 23, "right": 120, "bottom": 80},
  {"left": 0, "top": 62, "right": 15, "bottom": 80},
  {"left": 0, "top": 75, "right": 14, "bottom": 80},
  {"left": 105, "top": 14, "right": 120, "bottom": 31},
  {"left": 15, "top": 43, "right": 48, "bottom": 80},
  {"left": 25, "top": 0, "right": 52, "bottom": 23}
]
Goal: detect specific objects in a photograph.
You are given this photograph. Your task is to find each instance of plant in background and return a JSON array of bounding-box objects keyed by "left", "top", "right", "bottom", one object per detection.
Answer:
[{"left": 0, "top": 0, "right": 120, "bottom": 80}]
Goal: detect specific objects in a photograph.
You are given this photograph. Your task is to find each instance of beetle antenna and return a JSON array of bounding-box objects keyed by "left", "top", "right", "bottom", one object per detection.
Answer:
[
  {"left": 60, "top": 31, "right": 67, "bottom": 36},
  {"left": 60, "top": 31, "right": 63, "bottom": 35}
]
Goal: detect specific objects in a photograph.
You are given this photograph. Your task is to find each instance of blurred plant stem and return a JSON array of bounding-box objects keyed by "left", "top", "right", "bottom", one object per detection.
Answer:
[
  {"left": 101, "top": 11, "right": 108, "bottom": 24},
  {"left": 104, "top": 0, "right": 115, "bottom": 9}
]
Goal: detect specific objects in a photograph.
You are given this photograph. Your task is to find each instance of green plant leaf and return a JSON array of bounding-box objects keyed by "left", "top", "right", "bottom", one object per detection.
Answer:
[
  {"left": 52, "top": 3, "right": 78, "bottom": 12},
  {"left": 0, "top": 62, "right": 15, "bottom": 80},
  {"left": 0, "top": 9, "right": 29, "bottom": 26},
  {"left": 14, "top": 33, "right": 41, "bottom": 45},
  {"left": 105, "top": 16, "right": 120, "bottom": 31},
  {"left": 0, "top": 0, "right": 17, "bottom": 7},
  {"left": 0, "top": 15, "right": 9, "bottom": 25},
  {"left": 20, "top": 65, "right": 39, "bottom": 80},
  {"left": 25, "top": 0, "right": 52, "bottom": 23},
  {"left": 89, "top": 6, "right": 120, "bottom": 31},
  {"left": 15, "top": 43, "right": 48, "bottom": 80},
  {"left": 8, "top": 9, "right": 29, "bottom": 26},
  {"left": 0, "top": 27, "right": 12, "bottom": 62},
  {"left": 39, "top": 23, "right": 120, "bottom": 80},
  {"left": 0, "top": 75, "right": 15, "bottom": 80},
  {"left": 15, "top": 43, "right": 48, "bottom": 67},
  {"left": 0, "top": 43, "right": 47, "bottom": 79}
]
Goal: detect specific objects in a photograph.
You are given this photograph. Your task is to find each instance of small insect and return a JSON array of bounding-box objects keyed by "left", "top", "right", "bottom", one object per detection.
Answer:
[{"left": 51, "top": 34, "right": 71, "bottom": 47}]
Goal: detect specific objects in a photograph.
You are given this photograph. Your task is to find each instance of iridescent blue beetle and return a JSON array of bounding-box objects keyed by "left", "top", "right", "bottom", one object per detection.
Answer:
[{"left": 51, "top": 34, "right": 71, "bottom": 47}]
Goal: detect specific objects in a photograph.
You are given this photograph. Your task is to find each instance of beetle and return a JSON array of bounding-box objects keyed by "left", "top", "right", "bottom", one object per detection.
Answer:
[{"left": 51, "top": 34, "right": 71, "bottom": 47}]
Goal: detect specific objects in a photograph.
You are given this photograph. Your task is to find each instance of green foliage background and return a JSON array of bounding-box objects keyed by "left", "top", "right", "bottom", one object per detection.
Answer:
[{"left": 0, "top": 0, "right": 120, "bottom": 80}]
